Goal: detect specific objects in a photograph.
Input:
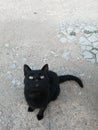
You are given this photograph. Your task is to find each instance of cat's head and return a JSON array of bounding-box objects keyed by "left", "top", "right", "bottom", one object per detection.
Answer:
[{"left": 24, "top": 64, "right": 49, "bottom": 91}]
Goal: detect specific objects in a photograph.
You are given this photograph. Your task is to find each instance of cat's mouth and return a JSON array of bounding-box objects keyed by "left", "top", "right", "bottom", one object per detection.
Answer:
[
  {"left": 29, "top": 94, "right": 39, "bottom": 98},
  {"left": 31, "top": 87, "right": 42, "bottom": 91},
  {"left": 32, "top": 89, "right": 40, "bottom": 92},
  {"left": 31, "top": 87, "right": 45, "bottom": 92}
]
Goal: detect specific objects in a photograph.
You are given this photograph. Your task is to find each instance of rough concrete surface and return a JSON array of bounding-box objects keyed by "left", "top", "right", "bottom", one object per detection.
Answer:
[{"left": 0, "top": 0, "right": 98, "bottom": 130}]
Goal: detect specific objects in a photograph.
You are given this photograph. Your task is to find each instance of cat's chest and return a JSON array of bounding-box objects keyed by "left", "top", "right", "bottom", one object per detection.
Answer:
[{"left": 28, "top": 91, "right": 47, "bottom": 105}]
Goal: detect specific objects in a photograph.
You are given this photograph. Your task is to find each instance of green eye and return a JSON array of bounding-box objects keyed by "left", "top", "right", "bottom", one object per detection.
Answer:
[
  {"left": 40, "top": 76, "right": 44, "bottom": 79},
  {"left": 29, "top": 76, "right": 34, "bottom": 80}
]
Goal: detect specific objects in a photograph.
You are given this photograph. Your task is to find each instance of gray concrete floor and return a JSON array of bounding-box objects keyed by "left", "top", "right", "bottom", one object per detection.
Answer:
[{"left": 0, "top": 0, "right": 98, "bottom": 130}]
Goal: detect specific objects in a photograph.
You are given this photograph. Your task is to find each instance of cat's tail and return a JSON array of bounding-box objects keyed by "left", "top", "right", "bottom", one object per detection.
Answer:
[{"left": 59, "top": 75, "right": 83, "bottom": 88}]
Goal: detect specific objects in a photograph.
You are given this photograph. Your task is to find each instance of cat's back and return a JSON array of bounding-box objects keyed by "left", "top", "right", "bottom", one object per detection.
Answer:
[
  {"left": 48, "top": 70, "right": 58, "bottom": 77},
  {"left": 47, "top": 70, "right": 59, "bottom": 84}
]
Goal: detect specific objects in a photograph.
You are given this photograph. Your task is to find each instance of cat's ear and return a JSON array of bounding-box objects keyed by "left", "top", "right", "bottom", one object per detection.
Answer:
[
  {"left": 24, "top": 64, "right": 31, "bottom": 76},
  {"left": 41, "top": 64, "right": 49, "bottom": 72}
]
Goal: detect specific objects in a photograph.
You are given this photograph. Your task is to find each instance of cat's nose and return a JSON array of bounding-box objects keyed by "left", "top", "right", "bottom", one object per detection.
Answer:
[{"left": 35, "top": 84, "right": 39, "bottom": 87}]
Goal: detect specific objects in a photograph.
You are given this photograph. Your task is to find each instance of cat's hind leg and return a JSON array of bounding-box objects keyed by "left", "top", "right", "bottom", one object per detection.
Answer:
[{"left": 51, "top": 87, "right": 60, "bottom": 101}]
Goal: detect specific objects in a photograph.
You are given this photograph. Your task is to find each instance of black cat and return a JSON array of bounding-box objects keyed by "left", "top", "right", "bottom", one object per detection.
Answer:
[{"left": 24, "top": 64, "right": 83, "bottom": 120}]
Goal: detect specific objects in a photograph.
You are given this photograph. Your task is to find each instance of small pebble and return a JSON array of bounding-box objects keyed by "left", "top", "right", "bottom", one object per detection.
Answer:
[
  {"left": 88, "top": 75, "right": 91, "bottom": 78},
  {"left": 10, "top": 64, "right": 16, "bottom": 69},
  {"left": 77, "top": 57, "right": 80, "bottom": 60},
  {"left": 50, "top": 51, "right": 56, "bottom": 55},
  {"left": 5, "top": 44, "right": 9, "bottom": 47},
  {"left": 50, "top": 51, "right": 58, "bottom": 57},
  {"left": 78, "top": 92, "right": 82, "bottom": 95},
  {"left": 80, "top": 73, "right": 85, "bottom": 77}
]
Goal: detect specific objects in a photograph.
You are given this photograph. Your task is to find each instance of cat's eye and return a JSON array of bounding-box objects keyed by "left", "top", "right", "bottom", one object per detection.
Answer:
[
  {"left": 40, "top": 75, "right": 44, "bottom": 79},
  {"left": 29, "top": 76, "right": 34, "bottom": 80}
]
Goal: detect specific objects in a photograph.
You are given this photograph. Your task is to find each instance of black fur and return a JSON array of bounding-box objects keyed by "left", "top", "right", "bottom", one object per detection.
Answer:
[{"left": 24, "top": 64, "right": 83, "bottom": 120}]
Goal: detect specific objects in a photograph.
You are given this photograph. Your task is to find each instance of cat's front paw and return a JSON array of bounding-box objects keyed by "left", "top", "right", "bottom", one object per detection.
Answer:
[
  {"left": 28, "top": 107, "right": 34, "bottom": 112},
  {"left": 37, "top": 114, "right": 44, "bottom": 120}
]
